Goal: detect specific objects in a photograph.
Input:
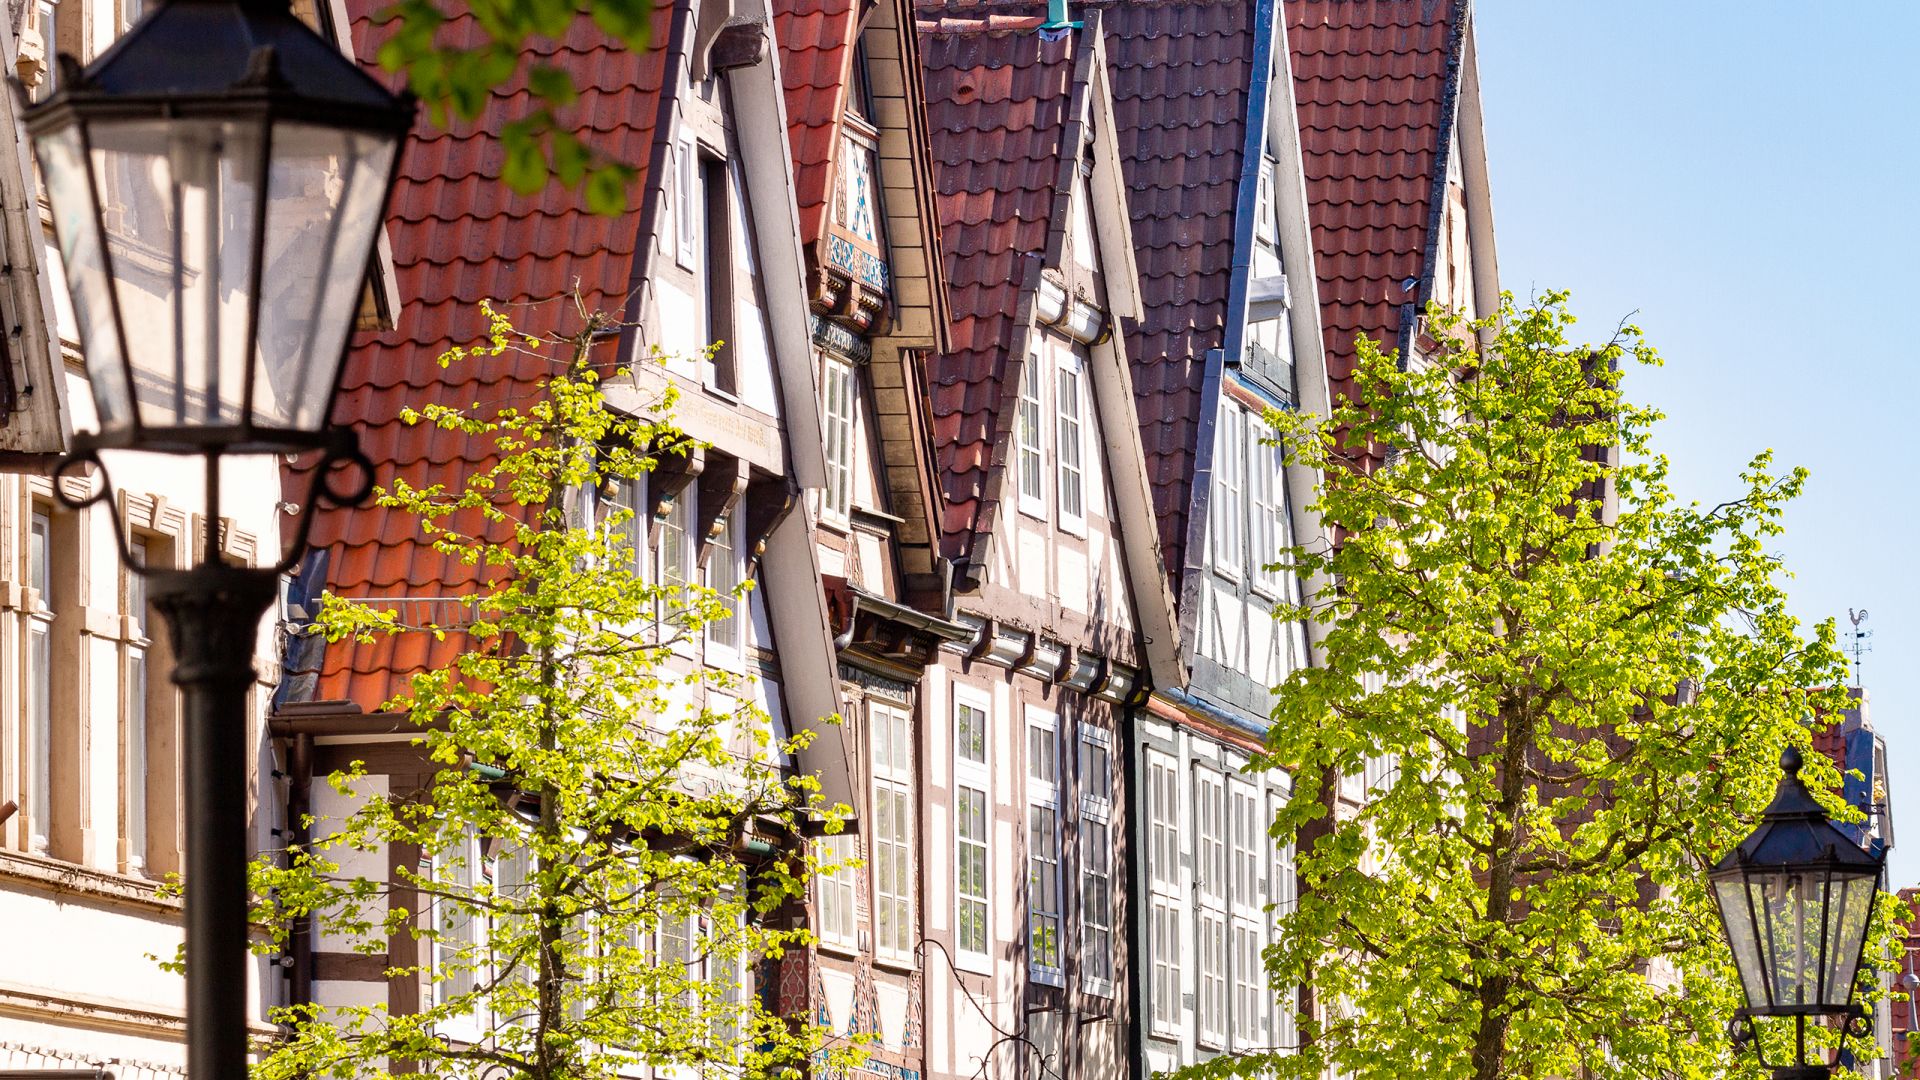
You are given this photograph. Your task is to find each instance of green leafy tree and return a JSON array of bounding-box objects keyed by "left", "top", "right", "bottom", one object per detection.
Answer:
[
  {"left": 250, "top": 303, "right": 855, "bottom": 1080},
  {"left": 1224, "top": 293, "right": 1897, "bottom": 1080},
  {"left": 373, "top": 0, "right": 655, "bottom": 212}
]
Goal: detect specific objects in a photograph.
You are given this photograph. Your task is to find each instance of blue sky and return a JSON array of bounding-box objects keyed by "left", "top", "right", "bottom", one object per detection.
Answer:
[{"left": 1473, "top": 1, "right": 1920, "bottom": 885}]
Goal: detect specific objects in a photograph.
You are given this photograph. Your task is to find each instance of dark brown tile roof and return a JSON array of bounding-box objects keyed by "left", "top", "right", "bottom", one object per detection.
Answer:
[
  {"left": 287, "top": 0, "right": 674, "bottom": 712},
  {"left": 917, "top": 16, "right": 1075, "bottom": 568},
  {"left": 772, "top": 0, "right": 858, "bottom": 246},
  {"left": 1094, "top": 0, "right": 1256, "bottom": 583},
  {"left": 1287, "top": 0, "right": 1464, "bottom": 415}
]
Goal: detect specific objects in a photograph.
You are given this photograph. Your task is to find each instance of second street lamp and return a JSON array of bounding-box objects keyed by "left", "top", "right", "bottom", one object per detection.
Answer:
[
  {"left": 1710, "top": 746, "right": 1886, "bottom": 1080},
  {"left": 22, "top": 4, "right": 413, "bottom": 1080}
]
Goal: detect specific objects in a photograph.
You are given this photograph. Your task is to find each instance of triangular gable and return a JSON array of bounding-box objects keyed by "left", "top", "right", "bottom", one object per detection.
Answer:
[{"left": 920, "top": 13, "right": 1180, "bottom": 685}]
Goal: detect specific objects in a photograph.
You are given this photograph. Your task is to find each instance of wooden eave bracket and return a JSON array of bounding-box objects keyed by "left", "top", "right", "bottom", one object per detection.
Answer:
[
  {"left": 649, "top": 443, "right": 705, "bottom": 541},
  {"left": 693, "top": 453, "right": 748, "bottom": 569}
]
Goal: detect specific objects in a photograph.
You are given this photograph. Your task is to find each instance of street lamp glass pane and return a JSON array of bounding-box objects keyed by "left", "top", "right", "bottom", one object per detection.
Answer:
[
  {"left": 1822, "top": 871, "right": 1875, "bottom": 1007},
  {"left": 35, "top": 124, "right": 133, "bottom": 429},
  {"left": 1714, "top": 877, "right": 1769, "bottom": 1007},
  {"left": 1758, "top": 872, "right": 1825, "bottom": 1007},
  {"left": 87, "top": 118, "right": 264, "bottom": 430},
  {"left": 252, "top": 123, "right": 397, "bottom": 432}
]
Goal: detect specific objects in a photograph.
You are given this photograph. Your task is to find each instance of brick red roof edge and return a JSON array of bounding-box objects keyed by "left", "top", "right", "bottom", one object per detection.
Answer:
[
  {"left": 1287, "top": 0, "right": 1466, "bottom": 424},
  {"left": 284, "top": 0, "right": 678, "bottom": 713}
]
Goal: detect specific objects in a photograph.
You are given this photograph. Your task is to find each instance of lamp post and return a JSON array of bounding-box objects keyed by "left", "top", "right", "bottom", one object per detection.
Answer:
[
  {"left": 1711, "top": 746, "right": 1887, "bottom": 1080},
  {"left": 22, "top": 5, "right": 412, "bottom": 1080}
]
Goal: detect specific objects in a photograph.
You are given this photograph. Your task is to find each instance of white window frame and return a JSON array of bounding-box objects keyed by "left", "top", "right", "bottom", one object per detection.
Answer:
[
  {"left": 657, "top": 489, "right": 696, "bottom": 652},
  {"left": 1197, "top": 906, "right": 1228, "bottom": 1049},
  {"left": 675, "top": 137, "right": 699, "bottom": 271},
  {"left": 1025, "top": 706, "right": 1063, "bottom": 985},
  {"left": 1229, "top": 778, "right": 1262, "bottom": 919},
  {"left": 1016, "top": 352, "right": 1047, "bottom": 518},
  {"left": 821, "top": 356, "right": 857, "bottom": 526},
  {"left": 869, "top": 700, "right": 915, "bottom": 967},
  {"left": 430, "top": 826, "right": 486, "bottom": 1034},
  {"left": 953, "top": 689, "right": 992, "bottom": 971},
  {"left": 124, "top": 537, "right": 150, "bottom": 874},
  {"left": 1055, "top": 354, "right": 1086, "bottom": 535},
  {"left": 1210, "top": 402, "right": 1245, "bottom": 578},
  {"left": 814, "top": 832, "right": 858, "bottom": 952},
  {"left": 1149, "top": 894, "right": 1182, "bottom": 1037},
  {"left": 1230, "top": 918, "right": 1267, "bottom": 1050},
  {"left": 1078, "top": 723, "right": 1114, "bottom": 997},
  {"left": 27, "top": 507, "right": 54, "bottom": 855},
  {"left": 703, "top": 509, "right": 744, "bottom": 668},
  {"left": 1249, "top": 410, "right": 1285, "bottom": 598},
  {"left": 1194, "top": 766, "right": 1227, "bottom": 1047},
  {"left": 1146, "top": 750, "right": 1180, "bottom": 895}
]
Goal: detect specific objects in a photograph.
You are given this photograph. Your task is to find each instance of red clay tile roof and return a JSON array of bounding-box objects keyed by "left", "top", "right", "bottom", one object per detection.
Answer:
[
  {"left": 1287, "top": 0, "right": 1464, "bottom": 414},
  {"left": 918, "top": 18, "right": 1075, "bottom": 568},
  {"left": 1094, "top": 0, "right": 1256, "bottom": 582},
  {"left": 772, "top": 0, "right": 858, "bottom": 247},
  {"left": 287, "top": 0, "right": 675, "bottom": 712}
]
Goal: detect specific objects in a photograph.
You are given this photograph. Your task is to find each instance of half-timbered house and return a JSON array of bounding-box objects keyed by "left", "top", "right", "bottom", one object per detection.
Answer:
[
  {"left": 273, "top": 0, "right": 855, "bottom": 1038},
  {"left": 913, "top": 16, "right": 1180, "bottom": 1080}
]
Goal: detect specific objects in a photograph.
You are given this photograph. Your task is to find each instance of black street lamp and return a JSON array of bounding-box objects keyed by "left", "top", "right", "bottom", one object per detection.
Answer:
[
  {"left": 22, "top": 5, "right": 412, "bottom": 1080},
  {"left": 1711, "top": 746, "right": 1887, "bottom": 1080}
]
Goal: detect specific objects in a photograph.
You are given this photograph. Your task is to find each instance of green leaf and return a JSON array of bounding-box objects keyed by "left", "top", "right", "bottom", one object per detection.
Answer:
[
  {"left": 585, "top": 163, "right": 636, "bottom": 215},
  {"left": 526, "top": 63, "right": 578, "bottom": 108}
]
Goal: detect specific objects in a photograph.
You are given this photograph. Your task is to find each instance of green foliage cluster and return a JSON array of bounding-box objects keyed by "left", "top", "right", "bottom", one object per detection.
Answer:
[
  {"left": 249, "top": 303, "right": 852, "bottom": 1080},
  {"left": 1210, "top": 293, "right": 1896, "bottom": 1080},
  {"left": 374, "top": 0, "right": 648, "bottom": 212}
]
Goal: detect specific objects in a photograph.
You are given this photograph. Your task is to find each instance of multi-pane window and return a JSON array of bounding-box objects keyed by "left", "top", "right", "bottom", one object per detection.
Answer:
[
  {"left": 1078, "top": 723, "right": 1113, "bottom": 990},
  {"left": 1195, "top": 767, "right": 1227, "bottom": 1047},
  {"left": 1231, "top": 922, "right": 1266, "bottom": 1048},
  {"left": 954, "top": 695, "right": 990, "bottom": 963},
  {"left": 1080, "top": 813, "right": 1113, "bottom": 991},
  {"left": 955, "top": 787, "right": 989, "bottom": 959},
  {"left": 434, "top": 826, "right": 484, "bottom": 1007},
  {"left": 1016, "top": 353, "right": 1045, "bottom": 514},
  {"left": 1026, "top": 708, "right": 1061, "bottom": 982},
  {"left": 822, "top": 357, "right": 857, "bottom": 523},
  {"left": 1230, "top": 780, "right": 1262, "bottom": 915},
  {"left": 1249, "top": 413, "right": 1287, "bottom": 595},
  {"left": 870, "top": 702, "right": 914, "bottom": 964},
  {"left": 1211, "top": 405, "right": 1245, "bottom": 573},
  {"left": 125, "top": 538, "right": 150, "bottom": 873},
  {"left": 704, "top": 512, "right": 741, "bottom": 657},
  {"left": 1197, "top": 908, "right": 1227, "bottom": 1047},
  {"left": 1145, "top": 750, "right": 1181, "bottom": 1033},
  {"left": 1195, "top": 770, "right": 1227, "bottom": 903},
  {"left": 1149, "top": 899, "right": 1181, "bottom": 1034},
  {"left": 658, "top": 491, "right": 694, "bottom": 631},
  {"left": 814, "top": 832, "right": 858, "bottom": 949},
  {"left": 28, "top": 508, "right": 53, "bottom": 854},
  {"left": 1147, "top": 753, "right": 1180, "bottom": 890},
  {"left": 1056, "top": 357, "right": 1085, "bottom": 528}
]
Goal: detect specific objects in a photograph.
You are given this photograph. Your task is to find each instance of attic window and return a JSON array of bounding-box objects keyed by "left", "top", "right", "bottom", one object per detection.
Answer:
[{"left": 836, "top": 128, "right": 880, "bottom": 250}]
